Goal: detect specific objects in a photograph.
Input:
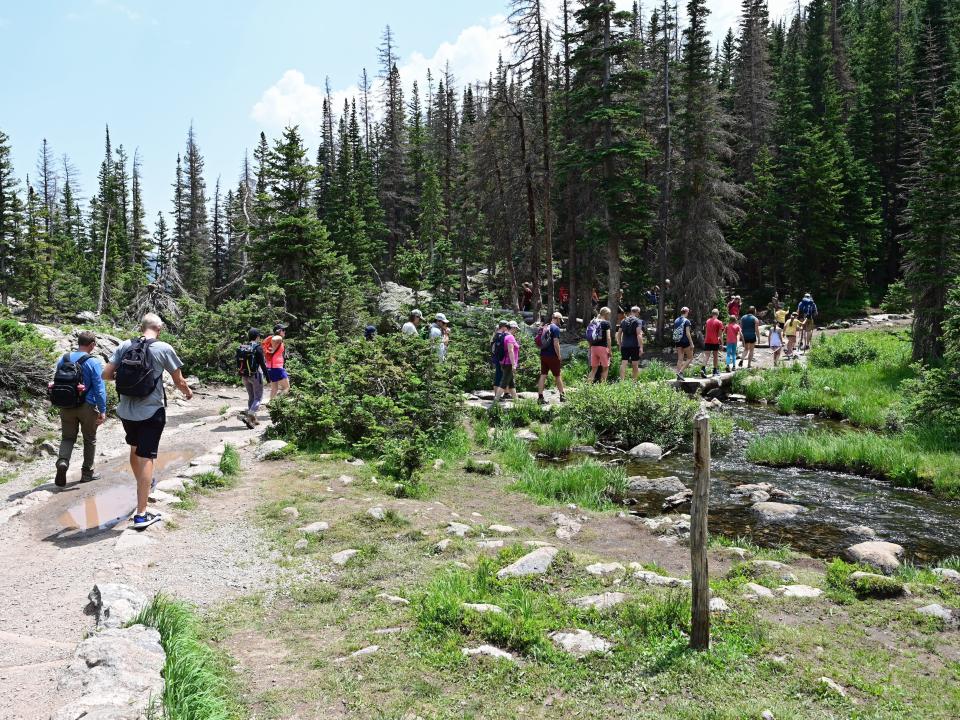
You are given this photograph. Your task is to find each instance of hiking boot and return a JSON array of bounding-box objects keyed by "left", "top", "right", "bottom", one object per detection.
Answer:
[
  {"left": 537, "top": 394, "right": 546, "bottom": 405},
  {"left": 250, "top": 413, "right": 260, "bottom": 425},
  {"left": 559, "top": 394, "right": 567, "bottom": 403},
  {"left": 54, "top": 459, "right": 68, "bottom": 487},
  {"left": 240, "top": 412, "right": 254, "bottom": 429},
  {"left": 676, "top": 372, "right": 684, "bottom": 382},
  {"left": 713, "top": 370, "right": 720, "bottom": 377},
  {"left": 738, "top": 359, "right": 744, "bottom": 367},
  {"left": 79, "top": 471, "right": 101, "bottom": 483},
  {"left": 131, "top": 511, "right": 162, "bottom": 531},
  {"left": 699, "top": 367, "right": 708, "bottom": 379}
]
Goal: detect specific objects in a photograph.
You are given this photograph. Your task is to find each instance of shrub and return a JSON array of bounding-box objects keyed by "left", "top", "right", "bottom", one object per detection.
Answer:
[
  {"left": 0, "top": 313, "right": 56, "bottom": 402},
  {"left": 880, "top": 279, "right": 911, "bottom": 313},
  {"left": 488, "top": 398, "right": 544, "bottom": 427},
  {"left": 270, "top": 332, "right": 463, "bottom": 453},
  {"left": 807, "top": 333, "right": 881, "bottom": 368},
  {"left": 379, "top": 437, "right": 427, "bottom": 483},
  {"left": 510, "top": 459, "right": 627, "bottom": 509}
]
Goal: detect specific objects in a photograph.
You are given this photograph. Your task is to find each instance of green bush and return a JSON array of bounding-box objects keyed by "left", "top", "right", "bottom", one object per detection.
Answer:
[
  {"left": 537, "top": 423, "right": 575, "bottom": 458},
  {"left": 880, "top": 279, "right": 911, "bottom": 313},
  {"left": 269, "top": 332, "right": 463, "bottom": 453},
  {"left": 379, "top": 437, "right": 426, "bottom": 483},
  {"left": 488, "top": 398, "right": 545, "bottom": 427},
  {"left": 0, "top": 314, "right": 56, "bottom": 401},
  {"left": 807, "top": 333, "right": 881, "bottom": 368},
  {"left": 219, "top": 444, "right": 241, "bottom": 477}
]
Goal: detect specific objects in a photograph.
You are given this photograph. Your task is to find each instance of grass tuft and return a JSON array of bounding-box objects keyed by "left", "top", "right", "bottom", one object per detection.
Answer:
[
  {"left": 536, "top": 423, "right": 575, "bottom": 458},
  {"left": 219, "top": 444, "right": 241, "bottom": 477}
]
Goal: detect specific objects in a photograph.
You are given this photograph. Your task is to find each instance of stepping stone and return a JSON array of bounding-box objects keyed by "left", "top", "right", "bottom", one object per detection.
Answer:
[
  {"left": 88, "top": 583, "right": 147, "bottom": 630},
  {"left": 115, "top": 530, "right": 156, "bottom": 551},
  {"left": 585, "top": 562, "right": 625, "bottom": 577},
  {"left": 180, "top": 464, "right": 220, "bottom": 479},
  {"left": 550, "top": 629, "right": 612, "bottom": 657},
  {"left": 916, "top": 603, "right": 958, "bottom": 628},
  {"left": 463, "top": 603, "right": 504, "bottom": 615},
  {"left": 845, "top": 541, "right": 904, "bottom": 574},
  {"left": 497, "top": 546, "right": 558, "bottom": 578},
  {"left": 751, "top": 502, "right": 806, "bottom": 521},
  {"left": 377, "top": 593, "right": 410, "bottom": 606},
  {"left": 148, "top": 489, "right": 180, "bottom": 506},
  {"left": 462, "top": 645, "right": 516, "bottom": 662},
  {"left": 709, "top": 598, "right": 730, "bottom": 613},
  {"left": 331, "top": 549, "right": 359, "bottom": 566},
  {"left": 367, "top": 507, "right": 386, "bottom": 521},
  {"left": 477, "top": 540, "right": 504, "bottom": 550},
  {"left": 624, "top": 476, "right": 685, "bottom": 496},
  {"left": 778, "top": 585, "right": 822, "bottom": 598},
  {"left": 569, "top": 592, "right": 627, "bottom": 610},
  {"left": 488, "top": 524, "right": 516, "bottom": 534},
  {"left": 742, "top": 583, "right": 774, "bottom": 600},
  {"left": 299, "top": 522, "right": 329, "bottom": 534},
  {"left": 446, "top": 522, "right": 472, "bottom": 537},
  {"left": 154, "top": 478, "right": 185, "bottom": 494},
  {"left": 281, "top": 506, "right": 299, "bottom": 520},
  {"left": 189, "top": 454, "right": 221, "bottom": 467},
  {"left": 843, "top": 524, "right": 877, "bottom": 539}
]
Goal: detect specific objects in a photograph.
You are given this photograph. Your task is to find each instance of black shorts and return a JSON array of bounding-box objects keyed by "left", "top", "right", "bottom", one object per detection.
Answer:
[
  {"left": 743, "top": 335, "right": 757, "bottom": 345},
  {"left": 704, "top": 343, "right": 720, "bottom": 351},
  {"left": 120, "top": 408, "right": 167, "bottom": 459},
  {"left": 621, "top": 346, "right": 641, "bottom": 362}
]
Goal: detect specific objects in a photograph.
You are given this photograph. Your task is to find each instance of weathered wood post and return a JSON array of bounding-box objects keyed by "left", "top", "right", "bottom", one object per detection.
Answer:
[{"left": 690, "top": 409, "right": 711, "bottom": 651}]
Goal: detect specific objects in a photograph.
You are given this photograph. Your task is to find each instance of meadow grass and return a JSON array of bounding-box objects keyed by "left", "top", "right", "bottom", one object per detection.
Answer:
[
  {"left": 746, "top": 429, "right": 960, "bottom": 497},
  {"left": 536, "top": 423, "right": 576, "bottom": 458},
  {"left": 218, "top": 443, "right": 241, "bottom": 477},
  {"left": 133, "top": 594, "right": 243, "bottom": 720}
]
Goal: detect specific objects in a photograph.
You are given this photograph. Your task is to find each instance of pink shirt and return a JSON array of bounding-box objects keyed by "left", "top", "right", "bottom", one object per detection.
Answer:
[
  {"left": 501, "top": 333, "right": 519, "bottom": 366},
  {"left": 725, "top": 323, "right": 741, "bottom": 345}
]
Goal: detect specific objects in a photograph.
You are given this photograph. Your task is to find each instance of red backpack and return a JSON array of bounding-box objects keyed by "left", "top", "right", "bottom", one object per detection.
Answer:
[{"left": 535, "top": 325, "right": 549, "bottom": 349}]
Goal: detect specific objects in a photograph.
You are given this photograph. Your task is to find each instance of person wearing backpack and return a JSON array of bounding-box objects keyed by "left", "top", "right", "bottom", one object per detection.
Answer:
[
  {"left": 102, "top": 313, "right": 192, "bottom": 531},
  {"left": 490, "top": 320, "right": 508, "bottom": 396},
  {"left": 237, "top": 328, "right": 270, "bottom": 428},
  {"left": 495, "top": 321, "right": 520, "bottom": 402},
  {"left": 798, "top": 293, "right": 818, "bottom": 350},
  {"left": 536, "top": 311, "right": 566, "bottom": 403},
  {"left": 739, "top": 305, "right": 760, "bottom": 369},
  {"left": 51, "top": 331, "right": 107, "bottom": 487},
  {"left": 697, "top": 308, "right": 724, "bottom": 378},
  {"left": 673, "top": 307, "right": 694, "bottom": 381},
  {"left": 587, "top": 307, "right": 613, "bottom": 384},
  {"left": 264, "top": 324, "right": 290, "bottom": 402},
  {"left": 617, "top": 306, "right": 645, "bottom": 381}
]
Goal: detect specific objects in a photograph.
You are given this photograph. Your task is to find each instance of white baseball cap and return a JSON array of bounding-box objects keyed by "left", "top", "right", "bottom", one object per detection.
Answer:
[{"left": 435, "top": 313, "right": 449, "bottom": 324}]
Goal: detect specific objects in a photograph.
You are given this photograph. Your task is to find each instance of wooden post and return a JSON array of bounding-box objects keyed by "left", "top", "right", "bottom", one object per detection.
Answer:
[{"left": 690, "top": 410, "right": 711, "bottom": 651}]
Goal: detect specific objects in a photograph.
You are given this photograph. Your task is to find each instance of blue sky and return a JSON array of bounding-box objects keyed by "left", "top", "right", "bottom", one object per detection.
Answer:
[{"left": 1, "top": 0, "right": 792, "bottom": 223}]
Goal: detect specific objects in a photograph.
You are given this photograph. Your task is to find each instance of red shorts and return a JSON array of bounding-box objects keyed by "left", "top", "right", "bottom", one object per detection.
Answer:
[
  {"left": 590, "top": 346, "right": 610, "bottom": 368},
  {"left": 540, "top": 355, "right": 562, "bottom": 377}
]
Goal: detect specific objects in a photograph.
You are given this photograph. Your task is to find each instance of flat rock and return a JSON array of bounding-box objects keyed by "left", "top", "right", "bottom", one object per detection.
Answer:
[
  {"left": 463, "top": 603, "right": 504, "bottom": 614},
  {"left": 281, "top": 506, "right": 299, "bottom": 520},
  {"left": 88, "top": 583, "right": 148, "bottom": 630},
  {"left": 845, "top": 541, "right": 904, "bottom": 574},
  {"left": 552, "top": 512, "right": 582, "bottom": 540},
  {"left": 572, "top": 445, "right": 600, "bottom": 455},
  {"left": 477, "top": 540, "right": 504, "bottom": 550},
  {"left": 716, "top": 546, "right": 749, "bottom": 560},
  {"left": 180, "top": 464, "right": 221, "bottom": 479},
  {"left": 114, "top": 530, "right": 156, "bottom": 552},
  {"left": 299, "top": 521, "right": 330, "bottom": 534},
  {"left": 154, "top": 478, "right": 185, "bottom": 494},
  {"left": 367, "top": 507, "right": 386, "bottom": 521},
  {"left": 570, "top": 592, "right": 627, "bottom": 610},
  {"left": 817, "top": 676, "right": 847, "bottom": 698},
  {"left": 550, "top": 629, "right": 612, "bottom": 657},
  {"left": 331, "top": 549, "right": 360, "bottom": 566},
  {"left": 293, "top": 538, "right": 309, "bottom": 551},
  {"left": 916, "top": 603, "right": 958, "bottom": 627},
  {"left": 497, "top": 546, "right": 558, "bottom": 578},
  {"left": 338, "top": 474, "right": 355, "bottom": 485},
  {"left": 488, "top": 524, "right": 516, "bottom": 534},
  {"left": 779, "top": 584, "right": 823, "bottom": 598},
  {"left": 624, "top": 475, "right": 686, "bottom": 496},
  {"left": 709, "top": 598, "right": 731, "bottom": 613},
  {"left": 662, "top": 489, "right": 693, "bottom": 511},
  {"left": 52, "top": 625, "right": 165, "bottom": 720},
  {"left": 628, "top": 442, "right": 663, "bottom": 459},
  {"left": 751, "top": 502, "right": 806, "bottom": 521},
  {"left": 742, "top": 582, "right": 774, "bottom": 599},
  {"left": 732, "top": 482, "right": 773, "bottom": 495},
  {"left": 630, "top": 564, "right": 690, "bottom": 588},
  {"left": 377, "top": 593, "right": 410, "bottom": 606},
  {"left": 255, "top": 439, "right": 288, "bottom": 460},
  {"left": 434, "top": 539, "right": 452, "bottom": 552},
  {"left": 844, "top": 524, "right": 877, "bottom": 539},
  {"left": 189, "top": 453, "right": 222, "bottom": 467},
  {"left": 462, "top": 645, "right": 516, "bottom": 661},
  {"left": 933, "top": 568, "right": 960, "bottom": 583},
  {"left": 515, "top": 428, "right": 538, "bottom": 441},
  {"left": 585, "top": 562, "right": 625, "bottom": 576},
  {"left": 148, "top": 489, "right": 180, "bottom": 506},
  {"left": 749, "top": 490, "right": 770, "bottom": 503},
  {"left": 446, "top": 522, "right": 472, "bottom": 537}
]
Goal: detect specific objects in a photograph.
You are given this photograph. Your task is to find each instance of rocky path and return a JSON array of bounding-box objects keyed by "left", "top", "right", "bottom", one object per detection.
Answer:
[{"left": 0, "top": 384, "right": 279, "bottom": 720}]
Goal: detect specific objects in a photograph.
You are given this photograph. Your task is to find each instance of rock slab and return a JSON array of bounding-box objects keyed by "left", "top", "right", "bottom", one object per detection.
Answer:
[
  {"left": 751, "top": 502, "right": 806, "bottom": 521},
  {"left": 569, "top": 592, "right": 627, "bottom": 610},
  {"left": 550, "top": 629, "right": 612, "bottom": 657},
  {"left": 497, "top": 546, "right": 558, "bottom": 578},
  {"left": 88, "top": 583, "right": 148, "bottom": 630},
  {"left": 462, "top": 645, "right": 515, "bottom": 662},
  {"left": 845, "top": 541, "right": 904, "bottom": 574},
  {"left": 255, "top": 439, "right": 288, "bottom": 460}
]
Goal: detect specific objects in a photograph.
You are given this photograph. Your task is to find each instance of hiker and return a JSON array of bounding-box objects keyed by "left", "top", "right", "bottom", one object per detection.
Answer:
[
  {"left": 51, "top": 330, "right": 107, "bottom": 487},
  {"left": 724, "top": 315, "right": 742, "bottom": 372},
  {"left": 401, "top": 309, "right": 423, "bottom": 336},
  {"left": 521, "top": 282, "right": 533, "bottom": 311},
  {"left": 495, "top": 321, "right": 520, "bottom": 402},
  {"left": 102, "top": 313, "right": 192, "bottom": 530},
  {"left": 429, "top": 313, "right": 450, "bottom": 361},
  {"left": 727, "top": 294, "right": 741, "bottom": 319},
  {"left": 587, "top": 306, "right": 613, "bottom": 384},
  {"left": 739, "top": 305, "right": 760, "bottom": 368},
  {"left": 769, "top": 322, "right": 784, "bottom": 366},
  {"left": 490, "top": 320, "right": 508, "bottom": 394},
  {"left": 617, "top": 305, "right": 645, "bottom": 381},
  {"left": 558, "top": 284, "right": 570, "bottom": 313},
  {"left": 775, "top": 304, "right": 788, "bottom": 325},
  {"left": 798, "top": 293, "right": 818, "bottom": 350},
  {"left": 264, "top": 324, "right": 290, "bottom": 402},
  {"left": 784, "top": 312, "right": 802, "bottom": 357},
  {"left": 536, "top": 311, "right": 566, "bottom": 403},
  {"left": 698, "top": 308, "right": 724, "bottom": 378},
  {"left": 364, "top": 325, "right": 377, "bottom": 341},
  {"left": 236, "top": 328, "right": 269, "bottom": 428},
  {"left": 673, "top": 306, "right": 694, "bottom": 381}
]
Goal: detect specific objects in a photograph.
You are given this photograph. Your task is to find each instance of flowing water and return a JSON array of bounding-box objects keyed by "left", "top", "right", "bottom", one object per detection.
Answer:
[{"left": 579, "top": 405, "right": 960, "bottom": 564}]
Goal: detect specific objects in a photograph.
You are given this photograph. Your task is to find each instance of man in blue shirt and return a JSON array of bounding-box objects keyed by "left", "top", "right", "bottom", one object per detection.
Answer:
[{"left": 55, "top": 331, "right": 107, "bottom": 487}]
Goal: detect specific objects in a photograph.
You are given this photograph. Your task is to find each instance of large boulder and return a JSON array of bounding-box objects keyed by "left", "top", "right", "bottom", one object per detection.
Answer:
[
  {"left": 623, "top": 476, "right": 686, "bottom": 497},
  {"left": 845, "top": 541, "right": 904, "bottom": 574},
  {"left": 378, "top": 281, "right": 432, "bottom": 316},
  {"left": 628, "top": 443, "right": 663, "bottom": 459},
  {"left": 255, "top": 440, "right": 288, "bottom": 460},
  {"left": 550, "top": 629, "right": 612, "bottom": 657},
  {"left": 87, "top": 583, "right": 148, "bottom": 630},
  {"left": 751, "top": 502, "right": 806, "bottom": 522}
]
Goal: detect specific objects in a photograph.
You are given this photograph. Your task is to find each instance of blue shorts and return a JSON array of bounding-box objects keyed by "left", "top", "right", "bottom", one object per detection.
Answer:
[{"left": 267, "top": 368, "right": 289, "bottom": 382}]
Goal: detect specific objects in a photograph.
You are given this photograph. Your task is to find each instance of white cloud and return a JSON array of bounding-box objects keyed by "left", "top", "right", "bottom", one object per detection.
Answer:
[{"left": 93, "top": 0, "right": 158, "bottom": 25}]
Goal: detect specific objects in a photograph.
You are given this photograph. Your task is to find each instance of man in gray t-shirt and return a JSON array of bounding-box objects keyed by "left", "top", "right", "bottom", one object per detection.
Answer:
[{"left": 103, "top": 313, "right": 193, "bottom": 531}]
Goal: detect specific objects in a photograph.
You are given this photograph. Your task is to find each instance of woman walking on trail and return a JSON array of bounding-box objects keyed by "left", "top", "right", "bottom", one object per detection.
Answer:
[
  {"left": 724, "top": 315, "right": 741, "bottom": 373},
  {"left": 264, "top": 324, "right": 290, "bottom": 403},
  {"left": 784, "top": 312, "right": 802, "bottom": 358},
  {"left": 673, "top": 307, "right": 694, "bottom": 381},
  {"left": 587, "top": 307, "right": 613, "bottom": 384}
]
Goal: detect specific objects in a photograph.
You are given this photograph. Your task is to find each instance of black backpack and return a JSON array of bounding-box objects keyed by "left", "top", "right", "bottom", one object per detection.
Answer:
[
  {"left": 49, "top": 353, "right": 90, "bottom": 408},
  {"left": 236, "top": 342, "right": 258, "bottom": 377},
  {"left": 491, "top": 332, "right": 506, "bottom": 365},
  {"left": 115, "top": 338, "right": 160, "bottom": 398}
]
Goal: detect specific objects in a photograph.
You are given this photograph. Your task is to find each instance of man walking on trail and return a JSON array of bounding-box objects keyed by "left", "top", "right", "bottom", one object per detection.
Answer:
[
  {"left": 430, "top": 313, "right": 450, "bottom": 361},
  {"left": 727, "top": 295, "right": 741, "bottom": 319},
  {"left": 739, "top": 306, "right": 760, "bottom": 368},
  {"left": 617, "top": 305, "right": 645, "bottom": 381},
  {"left": 495, "top": 321, "right": 520, "bottom": 402},
  {"left": 587, "top": 307, "right": 613, "bottom": 384},
  {"left": 798, "top": 293, "right": 818, "bottom": 350},
  {"left": 724, "top": 315, "right": 742, "bottom": 372},
  {"left": 537, "top": 311, "right": 566, "bottom": 403},
  {"left": 264, "top": 324, "right": 289, "bottom": 402},
  {"left": 103, "top": 313, "right": 192, "bottom": 530},
  {"left": 53, "top": 331, "right": 107, "bottom": 487},
  {"left": 784, "top": 312, "right": 802, "bottom": 358},
  {"left": 237, "top": 328, "right": 269, "bottom": 428},
  {"left": 698, "top": 308, "right": 724, "bottom": 378},
  {"left": 491, "top": 320, "right": 508, "bottom": 395},
  {"left": 673, "top": 307, "right": 694, "bottom": 381},
  {"left": 401, "top": 309, "right": 423, "bottom": 336}
]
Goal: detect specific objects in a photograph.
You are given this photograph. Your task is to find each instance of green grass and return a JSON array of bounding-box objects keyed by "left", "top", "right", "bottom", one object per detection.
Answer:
[
  {"left": 536, "top": 423, "right": 576, "bottom": 458},
  {"left": 746, "top": 429, "right": 960, "bottom": 497},
  {"left": 133, "top": 594, "right": 243, "bottom": 720},
  {"left": 0, "top": 472, "right": 13, "bottom": 485},
  {"left": 825, "top": 559, "right": 905, "bottom": 602},
  {"left": 464, "top": 457, "right": 497, "bottom": 475},
  {"left": 219, "top": 444, "right": 241, "bottom": 477}
]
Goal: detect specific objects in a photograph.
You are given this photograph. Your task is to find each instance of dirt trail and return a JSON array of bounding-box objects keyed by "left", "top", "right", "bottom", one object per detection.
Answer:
[{"left": 0, "top": 385, "right": 278, "bottom": 720}]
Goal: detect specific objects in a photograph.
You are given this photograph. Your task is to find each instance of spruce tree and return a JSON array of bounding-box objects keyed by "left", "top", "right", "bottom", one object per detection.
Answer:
[
  {"left": 0, "top": 130, "right": 21, "bottom": 306},
  {"left": 177, "top": 126, "right": 211, "bottom": 300}
]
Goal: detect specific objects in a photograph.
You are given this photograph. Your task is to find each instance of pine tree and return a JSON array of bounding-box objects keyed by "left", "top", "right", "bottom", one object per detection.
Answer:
[
  {"left": 211, "top": 177, "right": 227, "bottom": 291},
  {"left": 0, "top": 130, "right": 21, "bottom": 306},
  {"left": 18, "top": 183, "right": 52, "bottom": 319},
  {"left": 177, "top": 126, "right": 211, "bottom": 299},
  {"left": 153, "top": 211, "right": 172, "bottom": 281},
  {"left": 130, "top": 149, "right": 148, "bottom": 270},
  {"left": 731, "top": 0, "right": 774, "bottom": 178},
  {"left": 378, "top": 26, "right": 408, "bottom": 270}
]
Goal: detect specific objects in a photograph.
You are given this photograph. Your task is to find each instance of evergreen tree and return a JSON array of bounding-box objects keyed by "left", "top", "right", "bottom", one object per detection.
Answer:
[
  {"left": 0, "top": 130, "right": 21, "bottom": 306},
  {"left": 154, "top": 211, "right": 172, "bottom": 281},
  {"left": 18, "top": 183, "right": 52, "bottom": 319},
  {"left": 731, "top": 0, "right": 774, "bottom": 178},
  {"left": 177, "top": 126, "right": 211, "bottom": 299}
]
